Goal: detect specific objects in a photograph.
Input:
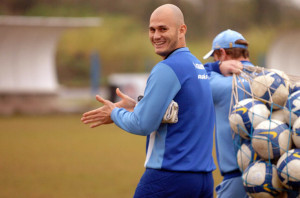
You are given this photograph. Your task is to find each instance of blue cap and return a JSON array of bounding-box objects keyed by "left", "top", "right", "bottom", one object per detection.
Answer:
[{"left": 203, "top": 29, "right": 248, "bottom": 59}]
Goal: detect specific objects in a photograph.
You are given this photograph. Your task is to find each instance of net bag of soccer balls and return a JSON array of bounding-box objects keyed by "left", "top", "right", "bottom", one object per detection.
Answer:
[{"left": 229, "top": 65, "right": 300, "bottom": 198}]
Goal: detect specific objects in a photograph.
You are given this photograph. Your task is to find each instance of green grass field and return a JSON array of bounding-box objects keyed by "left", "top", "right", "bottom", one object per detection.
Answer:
[{"left": 0, "top": 115, "right": 222, "bottom": 198}]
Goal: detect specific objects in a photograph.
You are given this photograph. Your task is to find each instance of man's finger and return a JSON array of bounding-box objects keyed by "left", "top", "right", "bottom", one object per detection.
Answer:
[
  {"left": 81, "top": 116, "right": 101, "bottom": 124},
  {"left": 237, "top": 62, "right": 243, "bottom": 70},
  {"left": 81, "top": 113, "right": 101, "bottom": 121},
  {"left": 82, "top": 108, "right": 100, "bottom": 117},
  {"left": 96, "top": 95, "right": 107, "bottom": 104},
  {"left": 116, "top": 88, "right": 125, "bottom": 99},
  {"left": 232, "top": 67, "right": 241, "bottom": 74}
]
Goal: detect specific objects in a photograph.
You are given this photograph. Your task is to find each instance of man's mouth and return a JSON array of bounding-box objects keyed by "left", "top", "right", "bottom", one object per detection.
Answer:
[{"left": 154, "top": 41, "right": 165, "bottom": 48}]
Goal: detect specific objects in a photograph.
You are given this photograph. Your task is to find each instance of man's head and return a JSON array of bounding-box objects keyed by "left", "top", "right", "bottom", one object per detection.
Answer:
[
  {"left": 149, "top": 4, "right": 187, "bottom": 59},
  {"left": 203, "top": 29, "right": 249, "bottom": 61}
]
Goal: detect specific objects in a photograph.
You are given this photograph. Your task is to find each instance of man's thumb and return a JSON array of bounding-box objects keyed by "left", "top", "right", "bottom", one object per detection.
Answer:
[
  {"left": 116, "top": 88, "right": 125, "bottom": 99},
  {"left": 96, "top": 95, "right": 106, "bottom": 104}
]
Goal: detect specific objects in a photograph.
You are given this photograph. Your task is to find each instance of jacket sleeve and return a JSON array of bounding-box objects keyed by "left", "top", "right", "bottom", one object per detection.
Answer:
[
  {"left": 111, "top": 63, "right": 181, "bottom": 136},
  {"left": 204, "top": 61, "right": 221, "bottom": 76}
]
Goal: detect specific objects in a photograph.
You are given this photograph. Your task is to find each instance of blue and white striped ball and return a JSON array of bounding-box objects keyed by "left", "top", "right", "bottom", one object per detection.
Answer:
[
  {"left": 251, "top": 70, "right": 289, "bottom": 110},
  {"left": 252, "top": 119, "right": 292, "bottom": 160},
  {"left": 284, "top": 90, "right": 300, "bottom": 126},
  {"left": 290, "top": 82, "right": 300, "bottom": 94},
  {"left": 229, "top": 98, "right": 270, "bottom": 139},
  {"left": 292, "top": 117, "right": 300, "bottom": 148},
  {"left": 237, "top": 141, "right": 261, "bottom": 172},
  {"left": 277, "top": 149, "right": 300, "bottom": 190},
  {"left": 243, "top": 160, "right": 282, "bottom": 198}
]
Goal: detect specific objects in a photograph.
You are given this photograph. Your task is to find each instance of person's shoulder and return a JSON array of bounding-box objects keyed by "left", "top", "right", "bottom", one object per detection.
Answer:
[{"left": 152, "top": 61, "right": 168, "bottom": 71}]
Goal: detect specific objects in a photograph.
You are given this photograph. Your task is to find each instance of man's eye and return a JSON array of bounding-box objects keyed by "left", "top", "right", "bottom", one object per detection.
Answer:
[{"left": 160, "top": 28, "right": 167, "bottom": 32}]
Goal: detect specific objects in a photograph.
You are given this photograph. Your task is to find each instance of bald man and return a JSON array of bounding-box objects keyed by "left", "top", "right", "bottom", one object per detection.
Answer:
[{"left": 81, "top": 4, "right": 216, "bottom": 198}]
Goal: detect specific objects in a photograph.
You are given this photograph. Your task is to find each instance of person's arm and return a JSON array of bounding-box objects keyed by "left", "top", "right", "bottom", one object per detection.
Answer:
[
  {"left": 219, "top": 60, "right": 243, "bottom": 76},
  {"left": 205, "top": 60, "right": 243, "bottom": 76},
  {"left": 111, "top": 63, "right": 180, "bottom": 136},
  {"left": 210, "top": 61, "right": 222, "bottom": 74},
  {"left": 81, "top": 63, "right": 180, "bottom": 136}
]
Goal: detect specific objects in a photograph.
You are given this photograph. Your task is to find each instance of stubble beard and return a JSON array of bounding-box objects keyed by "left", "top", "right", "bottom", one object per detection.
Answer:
[{"left": 155, "top": 37, "right": 179, "bottom": 58}]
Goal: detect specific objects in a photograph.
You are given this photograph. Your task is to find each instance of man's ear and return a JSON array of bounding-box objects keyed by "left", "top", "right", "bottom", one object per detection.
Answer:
[
  {"left": 219, "top": 48, "right": 227, "bottom": 61},
  {"left": 179, "top": 24, "right": 187, "bottom": 35}
]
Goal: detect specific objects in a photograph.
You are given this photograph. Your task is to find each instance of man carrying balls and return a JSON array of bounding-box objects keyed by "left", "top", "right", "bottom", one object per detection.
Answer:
[{"left": 203, "top": 29, "right": 253, "bottom": 198}]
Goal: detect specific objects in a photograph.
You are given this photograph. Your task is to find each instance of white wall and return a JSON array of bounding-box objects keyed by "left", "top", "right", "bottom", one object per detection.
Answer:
[
  {"left": 0, "top": 16, "right": 101, "bottom": 94},
  {"left": 0, "top": 26, "right": 63, "bottom": 93},
  {"left": 266, "top": 30, "right": 300, "bottom": 76}
]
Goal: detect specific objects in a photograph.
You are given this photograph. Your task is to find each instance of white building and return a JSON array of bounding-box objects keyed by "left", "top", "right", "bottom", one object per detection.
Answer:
[{"left": 0, "top": 16, "right": 101, "bottom": 114}]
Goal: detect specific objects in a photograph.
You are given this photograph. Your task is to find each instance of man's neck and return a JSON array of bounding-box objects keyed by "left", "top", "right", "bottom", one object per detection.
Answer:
[{"left": 163, "top": 47, "right": 185, "bottom": 59}]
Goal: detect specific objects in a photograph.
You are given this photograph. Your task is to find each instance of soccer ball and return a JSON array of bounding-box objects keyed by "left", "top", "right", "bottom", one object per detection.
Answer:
[
  {"left": 292, "top": 117, "right": 300, "bottom": 148},
  {"left": 269, "top": 68, "right": 290, "bottom": 87},
  {"left": 237, "top": 141, "right": 260, "bottom": 172},
  {"left": 229, "top": 98, "right": 270, "bottom": 139},
  {"left": 252, "top": 119, "right": 292, "bottom": 160},
  {"left": 277, "top": 149, "right": 300, "bottom": 190},
  {"left": 243, "top": 160, "right": 282, "bottom": 198},
  {"left": 251, "top": 70, "right": 289, "bottom": 110},
  {"left": 290, "top": 82, "right": 300, "bottom": 94},
  {"left": 270, "top": 109, "right": 287, "bottom": 124},
  {"left": 284, "top": 90, "right": 300, "bottom": 126}
]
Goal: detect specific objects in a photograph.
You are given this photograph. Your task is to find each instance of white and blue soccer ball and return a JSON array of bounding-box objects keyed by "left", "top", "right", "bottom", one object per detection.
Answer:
[
  {"left": 284, "top": 90, "right": 300, "bottom": 126},
  {"left": 229, "top": 98, "right": 270, "bottom": 139},
  {"left": 252, "top": 119, "right": 292, "bottom": 160},
  {"left": 289, "top": 82, "right": 300, "bottom": 94},
  {"left": 243, "top": 160, "right": 282, "bottom": 198},
  {"left": 277, "top": 149, "right": 300, "bottom": 190},
  {"left": 237, "top": 141, "right": 261, "bottom": 172},
  {"left": 270, "top": 109, "right": 287, "bottom": 124},
  {"left": 251, "top": 70, "right": 289, "bottom": 110},
  {"left": 292, "top": 117, "right": 300, "bottom": 148}
]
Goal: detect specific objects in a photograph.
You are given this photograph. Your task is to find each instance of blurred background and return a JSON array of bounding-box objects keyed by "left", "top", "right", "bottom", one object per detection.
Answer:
[
  {"left": 0, "top": 0, "right": 300, "bottom": 114},
  {"left": 0, "top": 0, "right": 299, "bottom": 197}
]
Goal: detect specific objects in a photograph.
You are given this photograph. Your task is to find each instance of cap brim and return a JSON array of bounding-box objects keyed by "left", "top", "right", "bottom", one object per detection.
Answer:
[{"left": 203, "top": 50, "right": 214, "bottom": 60}]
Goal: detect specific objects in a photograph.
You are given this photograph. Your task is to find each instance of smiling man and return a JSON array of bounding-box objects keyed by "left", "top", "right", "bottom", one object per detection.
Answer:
[
  {"left": 149, "top": 4, "right": 185, "bottom": 58},
  {"left": 81, "top": 4, "right": 216, "bottom": 198}
]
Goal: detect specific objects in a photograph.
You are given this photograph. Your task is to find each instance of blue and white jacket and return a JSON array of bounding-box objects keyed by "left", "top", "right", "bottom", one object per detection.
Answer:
[{"left": 111, "top": 47, "right": 216, "bottom": 172}]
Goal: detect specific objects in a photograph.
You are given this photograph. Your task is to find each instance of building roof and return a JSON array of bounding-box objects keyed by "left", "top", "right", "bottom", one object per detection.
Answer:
[{"left": 0, "top": 15, "right": 101, "bottom": 28}]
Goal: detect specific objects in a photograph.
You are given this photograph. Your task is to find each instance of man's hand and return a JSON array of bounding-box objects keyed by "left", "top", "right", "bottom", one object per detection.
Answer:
[
  {"left": 81, "top": 88, "right": 137, "bottom": 128},
  {"left": 115, "top": 88, "right": 136, "bottom": 112},
  {"left": 219, "top": 60, "right": 243, "bottom": 76},
  {"left": 81, "top": 95, "right": 116, "bottom": 128}
]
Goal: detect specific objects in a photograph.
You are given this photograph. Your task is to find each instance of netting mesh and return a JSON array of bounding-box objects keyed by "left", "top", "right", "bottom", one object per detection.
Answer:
[{"left": 229, "top": 65, "right": 300, "bottom": 197}]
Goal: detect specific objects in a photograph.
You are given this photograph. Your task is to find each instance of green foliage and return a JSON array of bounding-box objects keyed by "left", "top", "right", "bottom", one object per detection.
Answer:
[
  {"left": 244, "top": 27, "right": 277, "bottom": 66},
  {"left": 56, "top": 51, "right": 90, "bottom": 86},
  {"left": 56, "top": 15, "right": 158, "bottom": 87},
  {"left": 56, "top": 20, "right": 278, "bottom": 87}
]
